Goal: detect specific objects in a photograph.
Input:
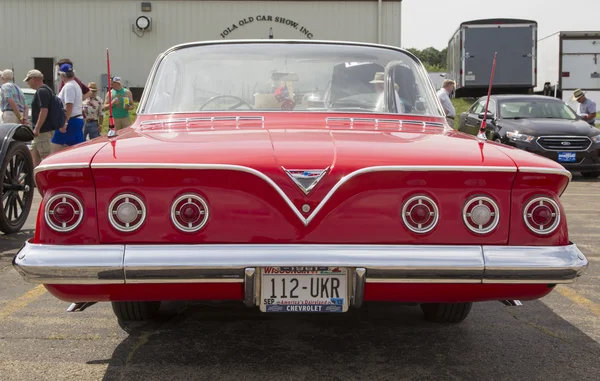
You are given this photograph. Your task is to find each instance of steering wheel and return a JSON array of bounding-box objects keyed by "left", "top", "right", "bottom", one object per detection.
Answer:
[{"left": 198, "top": 95, "right": 254, "bottom": 111}]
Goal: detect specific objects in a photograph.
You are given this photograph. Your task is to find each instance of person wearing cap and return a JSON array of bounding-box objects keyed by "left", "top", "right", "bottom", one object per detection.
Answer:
[
  {"left": 572, "top": 89, "right": 597, "bottom": 126},
  {"left": 23, "top": 69, "right": 55, "bottom": 166},
  {"left": 103, "top": 76, "right": 134, "bottom": 130},
  {"left": 51, "top": 63, "right": 84, "bottom": 154},
  {"left": 370, "top": 72, "right": 405, "bottom": 113},
  {"left": 55, "top": 58, "right": 91, "bottom": 100},
  {"left": 1, "top": 69, "right": 28, "bottom": 125},
  {"left": 82, "top": 82, "right": 104, "bottom": 139}
]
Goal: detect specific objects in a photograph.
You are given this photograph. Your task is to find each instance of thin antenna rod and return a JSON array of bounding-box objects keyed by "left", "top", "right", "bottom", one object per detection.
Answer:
[{"left": 478, "top": 52, "right": 497, "bottom": 141}]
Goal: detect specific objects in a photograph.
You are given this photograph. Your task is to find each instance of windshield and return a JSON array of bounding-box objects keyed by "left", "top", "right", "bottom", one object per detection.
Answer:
[
  {"left": 141, "top": 42, "right": 444, "bottom": 116},
  {"left": 499, "top": 100, "right": 578, "bottom": 120}
]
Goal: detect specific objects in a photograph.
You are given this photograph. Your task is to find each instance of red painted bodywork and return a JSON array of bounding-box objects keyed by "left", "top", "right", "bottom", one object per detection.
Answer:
[
  {"left": 34, "top": 111, "right": 573, "bottom": 304},
  {"left": 44, "top": 283, "right": 554, "bottom": 304}
]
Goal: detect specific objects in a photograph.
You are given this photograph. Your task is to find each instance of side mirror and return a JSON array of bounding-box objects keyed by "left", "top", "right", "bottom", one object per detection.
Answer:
[{"left": 477, "top": 112, "right": 495, "bottom": 120}]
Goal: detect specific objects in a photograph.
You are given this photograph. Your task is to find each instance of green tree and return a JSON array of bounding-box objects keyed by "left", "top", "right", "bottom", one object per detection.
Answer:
[{"left": 406, "top": 47, "right": 447, "bottom": 72}]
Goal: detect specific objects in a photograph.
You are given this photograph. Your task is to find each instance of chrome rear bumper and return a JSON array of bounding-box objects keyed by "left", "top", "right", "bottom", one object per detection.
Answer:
[{"left": 13, "top": 240, "right": 588, "bottom": 287}]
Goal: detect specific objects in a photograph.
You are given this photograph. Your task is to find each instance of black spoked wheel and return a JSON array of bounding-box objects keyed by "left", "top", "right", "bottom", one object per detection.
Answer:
[{"left": 0, "top": 142, "right": 34, "bottom": 234}]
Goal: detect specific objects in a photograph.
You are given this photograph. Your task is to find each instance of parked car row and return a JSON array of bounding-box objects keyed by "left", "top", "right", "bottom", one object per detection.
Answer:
[{"left": 457, "top": 94, "right": 600, "bottom": 178}]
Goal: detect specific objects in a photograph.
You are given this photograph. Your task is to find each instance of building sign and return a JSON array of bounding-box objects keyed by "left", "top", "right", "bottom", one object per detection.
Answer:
[{"left": 221, "top": 15, "right": 313, "bottom": 39}]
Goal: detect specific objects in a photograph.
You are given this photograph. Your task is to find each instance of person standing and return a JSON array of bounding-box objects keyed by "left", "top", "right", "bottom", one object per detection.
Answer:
[
  {"left": 82, "top": 82, "right": 104, "bottom": 139},
  {"left": 103, "top": 76, "right": 134, "bottom": 130},
  {"left": 23, "top": 70, "right": 55, "bottom": 166},
  {"left": 437, "top": 79, "right": 456, "bottom": 127},
  {"left": 51, "top": 63, "right": 84, "bottom": 154},
  {"left": 1, "top": 69, "right": 28, "bottom": 125},
  {"left": 572, "top": 89, "right": 597, "bottom": 126},
  {"left": 55, "top": 58, "right": 91, "bottom": 100}
]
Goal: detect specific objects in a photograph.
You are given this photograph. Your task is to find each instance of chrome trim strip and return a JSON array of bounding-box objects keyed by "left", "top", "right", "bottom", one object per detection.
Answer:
[
  {"left": 34, "top": 163, "right": 90, "bottom": 177},
  {"left": 244, "top": 268, "right": 256, "bottom": 307},
  {"left": 13, "top": 243, "right": 125, "bottom": 284},
  {"left": 518, "top": 166, "right": 573, "bottom": 182},
  {"left": 353, "top": 268, "right": 366, "bottom": 308},
  {"left": 482, "top": 244, "right": 588, "bottom": 284},
  {"left": 89, "top": 163, "right": 517, "bottom": 226},
  {"left": 13, "top": 241, "right": 588, "bottom": 286}
]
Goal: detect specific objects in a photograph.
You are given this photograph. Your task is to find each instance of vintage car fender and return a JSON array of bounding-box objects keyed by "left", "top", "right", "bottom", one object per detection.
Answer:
[{"left": 0, "top": 123, "right": 34, "bottom": 164}]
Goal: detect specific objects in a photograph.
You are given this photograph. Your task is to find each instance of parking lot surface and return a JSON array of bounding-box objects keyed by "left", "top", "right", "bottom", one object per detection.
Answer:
[{"left": 1, "top": 177, "right": 599, "bottom": 381}]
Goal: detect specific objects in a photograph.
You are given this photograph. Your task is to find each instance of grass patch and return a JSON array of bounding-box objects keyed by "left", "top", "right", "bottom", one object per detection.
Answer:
[{"left": 449, "top": 97, "right": 476, "bottom": 130}]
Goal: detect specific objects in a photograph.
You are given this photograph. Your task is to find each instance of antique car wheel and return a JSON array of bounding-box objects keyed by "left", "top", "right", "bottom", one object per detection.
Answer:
[
  {"left": 581, "top": 171, "right": 600, "bottom": 179},
  {"left": 420, "top": 302, "right": 473, "bottom": 323},
  {"left": 111, "top": 301, "right": 161, "bottom": 321},
  {"left": 0, "top": 142, "right": 34, "bottom": 234}
]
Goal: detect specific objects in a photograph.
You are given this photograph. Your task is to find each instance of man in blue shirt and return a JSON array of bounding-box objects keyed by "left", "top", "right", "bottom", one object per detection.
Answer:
[{"left": 572, "top": 89, "right": 596, "bottom": 126}]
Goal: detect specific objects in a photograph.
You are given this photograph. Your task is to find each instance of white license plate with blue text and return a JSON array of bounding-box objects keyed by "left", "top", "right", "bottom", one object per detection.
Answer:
[{"left": 260, "top": 267, "right": 349, "bottom": 313}]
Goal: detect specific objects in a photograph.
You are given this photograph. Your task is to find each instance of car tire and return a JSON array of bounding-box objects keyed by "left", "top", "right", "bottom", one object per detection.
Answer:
[
  {"left": 420, "top": 302, "right": 473, "bottom": 323},
  {"left": 581, "top": 171, "right": 600, "bottom": 179},
  {"left": 111, "top": 301, "right": 161, "bottom": 321},
  {"left": 0, "top": 142, "right": 34, "bottom": 234}
]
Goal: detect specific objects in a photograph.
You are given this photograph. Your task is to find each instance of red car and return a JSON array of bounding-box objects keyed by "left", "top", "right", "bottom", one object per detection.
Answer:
[{"left": 13, "top": 40, "right": 589, "bottom": 323}]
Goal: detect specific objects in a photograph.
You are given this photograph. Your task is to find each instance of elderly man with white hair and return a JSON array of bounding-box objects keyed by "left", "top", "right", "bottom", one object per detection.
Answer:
[{"left": 1, "top": 69, "right": 28, "bottom": 125}]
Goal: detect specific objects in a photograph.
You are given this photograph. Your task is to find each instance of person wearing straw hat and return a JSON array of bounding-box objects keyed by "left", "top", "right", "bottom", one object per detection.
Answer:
[
  {"left": 370, "top": 72, "right": 405, "bottom": 113},
  {"left": 571, "top": 89, "right": 596, "bottom": 126},
  {"left": 82, "top": 82, "right": 104, "bottom": 139}
]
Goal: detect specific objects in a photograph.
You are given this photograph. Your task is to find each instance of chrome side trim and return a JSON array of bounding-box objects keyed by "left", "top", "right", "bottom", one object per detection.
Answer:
[
  {"left": 34, "top": 162, "right": 90, "bottom": 177},
  {"left": 89, "top": 163, "right": 517, "bottom": 226},
  {"left": 482, "top": 244, "right": 588, "bottom": 284},
  {"left": 13, "top": 243, "right": 125, "bottom": 284},
  {"left": 518, "top": 166, "right": 573, "bottom": 182},
  {"left": 13, "top": 241, "right": 589, "bottom": 286}
]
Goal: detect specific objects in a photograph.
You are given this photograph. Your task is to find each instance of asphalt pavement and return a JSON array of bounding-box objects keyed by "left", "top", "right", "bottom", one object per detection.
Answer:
[{"left": 0, "top": 177, "right": 599, "bottom": 381}]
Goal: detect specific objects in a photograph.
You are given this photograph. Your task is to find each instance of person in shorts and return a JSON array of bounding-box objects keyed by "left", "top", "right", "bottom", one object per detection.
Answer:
[
  {"left": 23, "top": 70, "right": 55, "bottom": 167},
  {"left": 1, "top": 69, "right": 28, "bottom": 125},
  {"left": 51, "top": 63, "right": 84, "bottom": 154}
]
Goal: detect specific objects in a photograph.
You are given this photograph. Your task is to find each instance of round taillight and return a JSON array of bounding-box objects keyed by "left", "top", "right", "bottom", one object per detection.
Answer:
[
  {"left": 523, "top": 197, "right": 560, "bottom": 235},
  {"left": 401, "top": 195, "right": 439, "bottom": 233},
  {"left": 171, "top": 194, "right": 209, "bottom": 233},
  {"left": 44, "top": 193, "right": 84, "bottom": 232},
  {"left": 463, "top": 196, "right": 500, "bottom": 234},
  {"left": 108, "top": 193, "right": 146, "bottom": 232}
]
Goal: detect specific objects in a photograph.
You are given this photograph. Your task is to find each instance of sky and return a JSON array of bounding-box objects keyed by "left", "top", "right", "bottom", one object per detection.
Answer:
[{"left": 401, "top": 0, "right": 600, "bottom": 50}]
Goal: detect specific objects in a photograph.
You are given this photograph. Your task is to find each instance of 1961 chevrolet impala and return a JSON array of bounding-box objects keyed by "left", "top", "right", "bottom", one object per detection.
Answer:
[{"left": 13, "top": 40, "right": 588, "bottom": 324}]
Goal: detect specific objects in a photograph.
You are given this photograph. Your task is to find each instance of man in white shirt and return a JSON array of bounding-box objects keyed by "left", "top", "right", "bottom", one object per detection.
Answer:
[
  {"left": 51, "top": 63, "right": 85, "bottom": 154},
  {"left": 437, "top": 79, "right": 456, "bottom": 127}
]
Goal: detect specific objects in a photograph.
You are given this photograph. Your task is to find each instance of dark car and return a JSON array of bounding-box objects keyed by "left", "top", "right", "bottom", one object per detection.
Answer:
[{"left": 458, "top": 95, "right": 600, "bottom": 178}]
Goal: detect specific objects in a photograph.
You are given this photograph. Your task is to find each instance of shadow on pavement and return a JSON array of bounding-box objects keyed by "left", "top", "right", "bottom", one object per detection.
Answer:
[
  {"left": 95, "top": 300, "right": 600, "bottom": 381},
  {"left": 0, "top": 229, "right": 34, "bottom": 257}
]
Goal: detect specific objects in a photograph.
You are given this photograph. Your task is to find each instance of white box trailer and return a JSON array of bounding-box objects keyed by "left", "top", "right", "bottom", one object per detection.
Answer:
[
  {"left": 536, "top": 31, "right": 600, "bottom": 111},
  {"left": 447, "top": 18, "right": 537, "bottom": 98}
]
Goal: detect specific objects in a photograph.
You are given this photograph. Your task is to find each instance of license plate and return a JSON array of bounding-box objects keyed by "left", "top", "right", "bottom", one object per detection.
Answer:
[
  {"left": 260, "top": 267, "right": 349, "bottom": 313},
  {"left": 558, "top": 152, "right": 577, "bottom": 163}
]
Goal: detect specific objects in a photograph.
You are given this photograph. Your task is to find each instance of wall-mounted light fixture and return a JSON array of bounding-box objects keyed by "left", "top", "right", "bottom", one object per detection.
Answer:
[
  {"left": 132, "top": 16, "right": 152, "bottom": 37},
  {"left": 141, "top": 2, "right": 151, "bottom": 12}
]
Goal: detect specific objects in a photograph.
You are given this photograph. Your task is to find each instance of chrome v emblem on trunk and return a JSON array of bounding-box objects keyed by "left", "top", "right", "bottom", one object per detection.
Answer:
[{"left": 282, "top": 167, "right": 330, "bottom": 195}]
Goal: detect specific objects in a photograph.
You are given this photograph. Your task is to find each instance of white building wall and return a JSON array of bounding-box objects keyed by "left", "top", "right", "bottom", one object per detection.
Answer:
[{"left": 0, "top": 0, "right": 401, "bottom": 96}]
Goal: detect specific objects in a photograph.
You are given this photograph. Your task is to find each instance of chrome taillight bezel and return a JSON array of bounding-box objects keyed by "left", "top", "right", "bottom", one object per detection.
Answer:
[
  {"left": 401, "top": 195, "right": 439, "bottom": 234},
  {"left": 44, "top": 193, "right": 84, "bottom": 232},
  {"left": 108, "top": 193, "right": 147, "bottom": 232},
  {"left": 171, "top": 193, "right": 210, "bottom": 233},
  {"left": 462, "top": 195, "right": 500, "bottom": 235},
  {"left": 523, "top": 196, "right": 561, "bottom": 235}
]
